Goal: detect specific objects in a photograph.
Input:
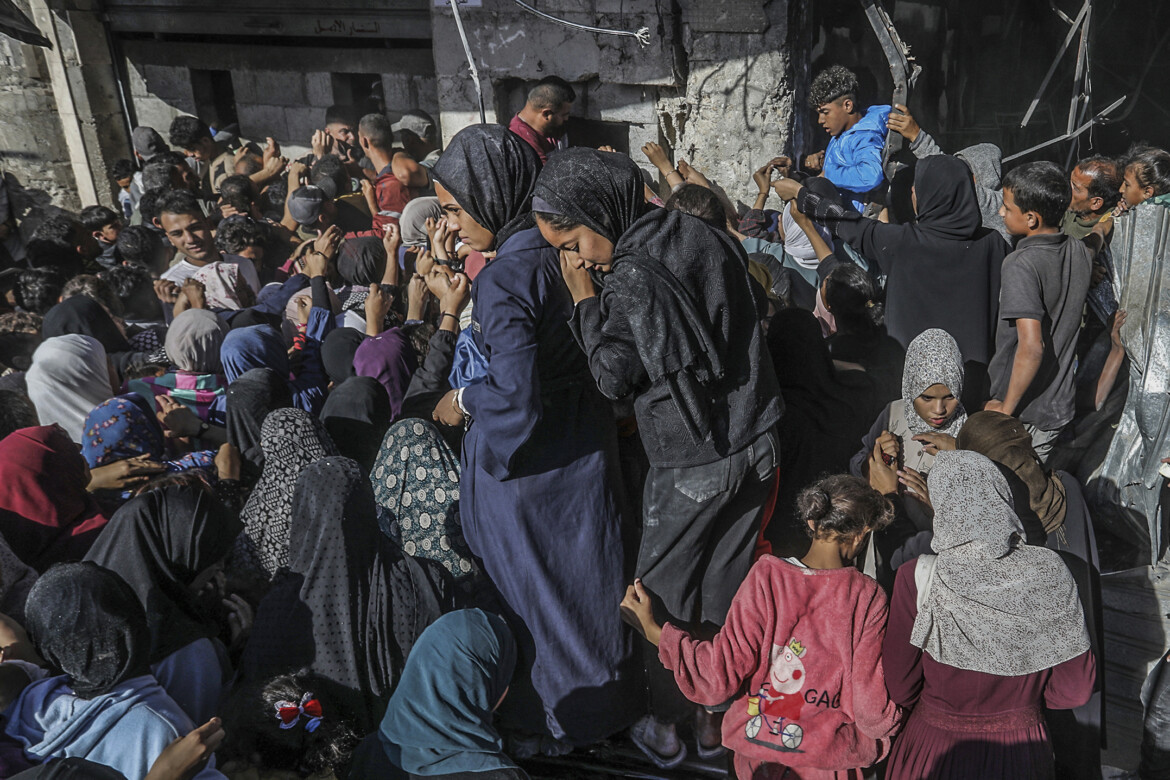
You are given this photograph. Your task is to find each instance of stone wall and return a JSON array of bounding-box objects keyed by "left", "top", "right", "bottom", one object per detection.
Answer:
[
  {"left": 0, "top": 17, "right": 77, "bottom": 231},
  {"left": 430, "top": 0, "right": 802, "bottom": 206}
]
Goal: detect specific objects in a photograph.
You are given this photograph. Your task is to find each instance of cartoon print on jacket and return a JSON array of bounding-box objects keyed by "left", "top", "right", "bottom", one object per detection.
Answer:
[{"left": 745, "top": 637, "right": 807, "bottom": 751}]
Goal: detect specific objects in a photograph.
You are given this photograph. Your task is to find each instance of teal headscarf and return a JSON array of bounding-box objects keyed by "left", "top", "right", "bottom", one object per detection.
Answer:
[{"left": 378, "top": 609, "right": 520, "bottom": 776}]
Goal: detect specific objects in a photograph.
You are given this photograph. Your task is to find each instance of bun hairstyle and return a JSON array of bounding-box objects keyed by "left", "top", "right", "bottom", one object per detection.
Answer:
[
  {"left": 796, "top": 474, "right": 894, "bottom": 541},
  {"left": 221, "top": 672, "right": 361, "bottom": 776},
  {"left": 824, "top": 264, "right": 884, "bottom": 336}
]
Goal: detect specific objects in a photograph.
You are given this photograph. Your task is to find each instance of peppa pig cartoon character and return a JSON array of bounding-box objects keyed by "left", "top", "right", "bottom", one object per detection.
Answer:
[{"left": 745, "top": 637, "right": 807, "bottom": 749}]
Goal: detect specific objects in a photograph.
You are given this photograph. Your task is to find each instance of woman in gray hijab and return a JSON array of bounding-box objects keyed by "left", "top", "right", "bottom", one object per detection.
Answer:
[{"left": 881, "top": 450, "right": 1094, "bottom": 779}]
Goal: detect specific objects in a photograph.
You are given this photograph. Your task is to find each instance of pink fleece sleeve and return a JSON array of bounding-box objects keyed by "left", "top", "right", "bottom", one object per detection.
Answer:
[
  {"left": 657, "top": 567, "right": 768, "bottom": 707},
  {"left": 850, "top": 585, "right": 904, "bottom": 740}
]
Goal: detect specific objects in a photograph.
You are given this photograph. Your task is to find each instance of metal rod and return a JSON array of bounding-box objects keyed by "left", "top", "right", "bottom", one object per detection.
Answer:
[
  {"left": 1066, "top": 1, "right": 1091, "bottom": 135},
  {"left": 448, "top": 0, "right": 486, "bottom": 124},
  {"left": 1020, "top": 0, "right": 1090, "bottom": 128},
  {"left": 1005, "top": 94, "right": 1124, "bottom": 163}
]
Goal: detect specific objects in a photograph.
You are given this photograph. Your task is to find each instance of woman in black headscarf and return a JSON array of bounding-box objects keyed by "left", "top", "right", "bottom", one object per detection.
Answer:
[
  {"left": 532, "top": 147, "right": 781, "bottom": 763},
  {"left": 84, "top": 484, "right": 243, "bottom": 724},
  {"left": 8, "top": 562, "right": 210, "bottom": 779},
  {"left": 224, "top": 367, "right": 293, "bottom": 484},
  {"left": 240, "top": 456, "right": 450, "bottom": 733},
  {"left": 321, "top": 327, "right": 366, "bottom": 387},
  {"left": 427, "top": 126, "right": 641, "bottom": 747},
  {"left": 778, "top": 155, "right": 1009, "bottom": 403},
  {"left": 41, "top": 295, "right": 143, "bottom": 379},
  {"left": 320, "top": 375, "right": 393, "bottom": 473},
  {"left": 766, "top": 307, "right": 881, "bottom": 556}
]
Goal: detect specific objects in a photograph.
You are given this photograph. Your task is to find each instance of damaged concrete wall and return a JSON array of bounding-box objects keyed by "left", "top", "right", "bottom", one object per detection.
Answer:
[
  {"left": 0, "top": 0, "right": 79, "bottom": 230},
  {"left": 430, "top": 0, "right": 802, "bottom": 205}
]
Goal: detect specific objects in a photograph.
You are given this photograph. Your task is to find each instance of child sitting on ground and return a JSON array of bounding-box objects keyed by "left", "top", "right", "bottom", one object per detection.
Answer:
[
  {"left": 806, "top": 65, "right": 891, "bottom": 211},
  {"left": 621, "top": 475, "right": 903, "bottom": 779}
]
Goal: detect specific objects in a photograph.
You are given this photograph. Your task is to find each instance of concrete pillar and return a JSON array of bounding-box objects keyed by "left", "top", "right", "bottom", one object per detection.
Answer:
[{"left": 27, "top": 0, "right": 131, "bottom": 211}]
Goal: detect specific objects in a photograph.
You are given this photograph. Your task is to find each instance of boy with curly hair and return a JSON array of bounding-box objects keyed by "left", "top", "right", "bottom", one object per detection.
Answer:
[{"left": 807, "top": 65, "right": 891, "bottom": 210}]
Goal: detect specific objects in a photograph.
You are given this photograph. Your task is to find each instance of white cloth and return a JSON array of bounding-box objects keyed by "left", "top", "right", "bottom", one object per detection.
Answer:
[
  {"left": 161, "top": 253, "right": 260, "bottom": 295},
  {"left": 909, "top": 451, "right": 1090, "bottom": 677},
  {"left": 782, "top": 201, "right": 832, "bottom": 269},
  {"left": 26, "top": 335, "right": 113, "bottom": 443}
]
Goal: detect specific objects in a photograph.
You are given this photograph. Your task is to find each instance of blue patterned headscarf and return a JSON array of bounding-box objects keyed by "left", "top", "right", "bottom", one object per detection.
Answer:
[{"left": 82, "top": 395, "right": 215, "bottom": 499}]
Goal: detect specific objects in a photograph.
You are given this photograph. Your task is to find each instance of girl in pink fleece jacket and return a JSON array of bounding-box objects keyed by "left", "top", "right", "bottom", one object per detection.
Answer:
[{"left": 621, "top": 474, "right": 904, "bottom": 779}]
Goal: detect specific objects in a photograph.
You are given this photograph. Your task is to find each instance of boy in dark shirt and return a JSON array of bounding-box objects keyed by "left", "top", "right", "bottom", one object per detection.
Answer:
[{"left": 986, "top": 161, "right": 1093, "bottom": 462}]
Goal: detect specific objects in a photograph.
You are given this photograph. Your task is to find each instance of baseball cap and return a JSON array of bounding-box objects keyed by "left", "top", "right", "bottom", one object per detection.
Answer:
[
  {"left": 391, "top": 110, "right": 435, "bottom": 140},
  {"left": 287, "top": 186, "right": 326, "bottom": 226},
  {"left": 131, "top": 126, "right": 168, "bottom": 162}
]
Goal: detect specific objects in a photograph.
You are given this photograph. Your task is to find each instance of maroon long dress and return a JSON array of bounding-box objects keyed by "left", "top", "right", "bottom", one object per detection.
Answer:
[{"left": 882, "top": 558, "right": 1096, "bottom": 779}]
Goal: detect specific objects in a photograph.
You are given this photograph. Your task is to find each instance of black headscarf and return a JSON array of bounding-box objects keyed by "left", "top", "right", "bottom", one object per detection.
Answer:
[
  {"left": 24, "top": 562, "right": 150, "bottom": 699},
  {"left": 320, "top": 376, "right": 393, "bottom": 473},
  {"left": 337, "top": 238, "right": 387, "bottom": 287},
  {"left": 912, "top": 154, "right": 985, "bottom": 241},
  {"left": 431, "top": 124, "right": 543, "bottom": 248},
  {"left": 321, "top": 327, "right": 366, "bottom": 386},
  {"left": 535, "top": 148, "right": 728, "bottom": 443},
  {"left": 84, "top": 485, "right": 243, "bottom": 661},
  {"left": 532, "top": 147, "right": 648, "bottom": 242},
  {"left": 242, "top": 456, "right": 450, "bottom": 732},
  {"left": 42, "top": 296, "right": 135, "bottom": 375},
  {"left": 225, "top": 367, "right": 293, "bottom": 483}
]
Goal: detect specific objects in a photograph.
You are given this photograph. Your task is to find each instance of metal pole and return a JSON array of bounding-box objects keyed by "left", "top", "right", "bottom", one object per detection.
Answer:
[
  {"left": 1020, "top": 0, "right": 1089, "bottom": 128},
  {"left": 448, "top": 0, "right": 486, "bottom": 124}
]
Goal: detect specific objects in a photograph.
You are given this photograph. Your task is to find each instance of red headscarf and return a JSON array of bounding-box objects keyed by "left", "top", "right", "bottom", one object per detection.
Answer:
[{"left": 0, "top": 425, "right": 109, "bottom": 571}]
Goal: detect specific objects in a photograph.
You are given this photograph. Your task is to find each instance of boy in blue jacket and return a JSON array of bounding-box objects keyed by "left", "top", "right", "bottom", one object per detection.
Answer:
[{"left": 806, "top": 65, "right": 890, "bottom": 210}]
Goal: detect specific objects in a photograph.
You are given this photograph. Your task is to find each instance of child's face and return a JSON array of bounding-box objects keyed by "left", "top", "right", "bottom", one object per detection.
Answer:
[
  {"left": 116, "top": 176, "right": 133, "bottom": 190},
  {"left": 817, "top": 98, "right": 853, "bottom": 137},
  {"left": 97, "top": 221, "right": 121, "bottom": 243},
  {"left": 999, "top": 187, "right": 1033, "bottom": 236},
  {"left": 1120, "top": 165, "right": 1153, "bottom": 209},
  {"left": 912, "top": 383, "right": 959, "bottom": 429}
]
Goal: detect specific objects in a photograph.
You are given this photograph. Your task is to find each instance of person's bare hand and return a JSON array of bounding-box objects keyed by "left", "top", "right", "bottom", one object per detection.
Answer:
[
  {"left": 432, "top": 217, "right": 455, "bottom": 262},
  {"left": 182, "top": 279, "right": 206, "bottom": 310},
  {"left": 772, "top": 177, "right": 803, "bottom": 202},
  {"left": 911, "top": 432, "right": 956, "bottom": 456},
  {"left": 619, "top": 579, "right": 662, "bottom": 646},
  {"left": 382, "top": 223, "right": 401, "bottom": 259},
  {"left": 156, "top": 396, "right": 204, "bottom": 438},
  {"left": 416, "top": 248, "right": 435, "bottom": 276},
  {"left": 87, "top": 455, "right": 166, "bottom": 492},
  {"left": 641, "top": 142, "right": 672, "bottom": 173},
  {"left": 433, "top": 389, "right": 466, "bottom": 427},
  {"left": 259, "top": 153, "right": 286, "bottom": 181},
  {"left": 876, "top": 430, "right": 901, "bottom": 463},
  {"left": 406, "top": 273, "right": 429, "bottom": 321},
  {"left": 983, "top": 399, "right": 1006, "bottom": 413},
  {"left": 1110, "top": 309, "right": 1128, "bottom": 350},
  {"left": 145, "top": 718, "right": 225, "bottom": 780},
  {"left": 364, "top": 283, "right": 392, "bottom": 332},
  {"left": 887, "top": 104, "right": 921, "bottom": 142},
  {"left": 752, "top": 157, "right": 791, "bottom": 194},
  {"left": 676, "top": 159, "right": 712, "bottom": 189},
  {"left": 867, "top": 437, "right": 899, "bottom": 496},
  {"left": 219, "top": 202, "right": 240, "bottom": 219},
  {"left": 359, "top": 177, "right": 374, "bottom": 199},
  {"left": 214, "top": 443, "right": 240, "bottom": 482},
  {"left": 286, "top": 159, "right": 308, "bottom": 186},
  {"left": 302, "top": 249, "right": 328, "bottom": 280},
  {"left": 439, "top": 272, "right": 470, "bottom": 316},
  {"left": 311, "top": 129, "right": 333, "bottom": 159},
  {"left": 262, "top": 137, "right": 280, "bottom": 162},
  {"left": 898, "top": 467, "right": 932, "bottom": 511},
  {"left": 804, "top": 150, "right": 825, "bottom": 172},
  {"left": 223, "top": 594, "right": 253, "bottom": 645},
  {"left": 154, "top": 279, "right": 180, "bottom": 304},
  {"left": 559, "top": 251, "right": 596, "bottom": 303},
  {"left": 313, "top": 224, "right": 343, "bottom": 261}
]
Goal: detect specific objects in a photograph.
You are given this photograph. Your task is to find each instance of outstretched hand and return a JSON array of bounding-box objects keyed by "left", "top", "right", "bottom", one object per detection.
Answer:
[{"left": 145, "top": 718, "right": 225, "bottom": 780}]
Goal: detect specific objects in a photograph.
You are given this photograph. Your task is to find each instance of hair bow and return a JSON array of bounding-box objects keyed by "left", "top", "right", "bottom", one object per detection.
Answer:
[{"left": 274, "top": 691, "right": 323, "bottom": 732}]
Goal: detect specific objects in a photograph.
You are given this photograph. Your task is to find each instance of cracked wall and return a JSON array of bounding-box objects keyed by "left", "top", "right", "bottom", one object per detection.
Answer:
[{"left": 431, "top": 0, "right": 802, "bottom": 205}]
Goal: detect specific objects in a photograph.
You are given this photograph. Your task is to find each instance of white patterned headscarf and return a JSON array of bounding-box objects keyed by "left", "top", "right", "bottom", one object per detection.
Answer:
[
  {"left": 910, "top": 450, "right": 1090, "bottom": 676},
  {"left": 902, "top": 328, "right": 967, "bottom": 436}
]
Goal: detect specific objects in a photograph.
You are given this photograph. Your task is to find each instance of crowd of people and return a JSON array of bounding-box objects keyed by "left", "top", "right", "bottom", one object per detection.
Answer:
[{"left": 0, "top": 61, "right": 1168, "bottom": 780}]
